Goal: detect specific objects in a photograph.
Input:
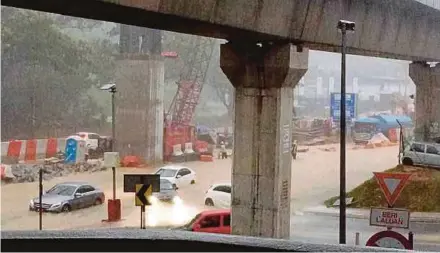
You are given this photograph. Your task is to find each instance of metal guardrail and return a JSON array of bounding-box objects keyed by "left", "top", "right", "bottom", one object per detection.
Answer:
[{"left": 2, "top": 228, "right": 405, "bottom": 252}]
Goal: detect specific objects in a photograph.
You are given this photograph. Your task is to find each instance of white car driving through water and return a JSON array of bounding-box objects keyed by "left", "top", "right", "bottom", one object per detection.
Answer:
[
  {"left": 204, "top": 183, "right": 231, "bottom": 208},
  {"left": 154, "top": 165, "right": 196, "bottom": 189}
]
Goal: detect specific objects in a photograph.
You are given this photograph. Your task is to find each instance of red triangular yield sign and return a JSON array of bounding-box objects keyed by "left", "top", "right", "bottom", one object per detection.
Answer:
[{"left": 373, "top": 172, "right": 412, "bottom": 207}]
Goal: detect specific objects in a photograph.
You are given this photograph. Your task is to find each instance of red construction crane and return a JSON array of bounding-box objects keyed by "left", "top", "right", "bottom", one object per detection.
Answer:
[{"left": 164, "top": 36, "right": 216, "bottom": 161}]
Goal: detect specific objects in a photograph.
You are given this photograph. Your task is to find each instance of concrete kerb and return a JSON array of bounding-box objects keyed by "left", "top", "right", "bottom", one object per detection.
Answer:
[{"left": 303, "top": 206, "right": 440, "bottom": 223}]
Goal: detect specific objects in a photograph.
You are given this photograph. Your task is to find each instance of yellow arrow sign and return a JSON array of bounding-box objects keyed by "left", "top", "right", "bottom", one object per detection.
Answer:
[{"left": 135, "top": 184, "right": 153, "bottom": 206}]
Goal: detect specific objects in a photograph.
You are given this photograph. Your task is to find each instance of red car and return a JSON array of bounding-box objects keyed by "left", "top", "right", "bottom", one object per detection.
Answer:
[{"left": 176, "top": 209, "right": 231, "bottom": 234}]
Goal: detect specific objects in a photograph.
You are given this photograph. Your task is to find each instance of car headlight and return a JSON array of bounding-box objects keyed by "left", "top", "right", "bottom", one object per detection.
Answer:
[
  {"left": 173, "top": 196, "right": 183, "bottom": 205},
  {"left": 51, "top": 203, "right": 61, "bottom": 208},
  {"left": 148, "top": 196, "right": 158, "bottom": 205}
]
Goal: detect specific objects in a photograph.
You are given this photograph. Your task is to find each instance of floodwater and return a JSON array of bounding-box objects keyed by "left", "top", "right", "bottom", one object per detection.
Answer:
[{"left": 1, "top": 144, "right": 400, "bottom": 230}]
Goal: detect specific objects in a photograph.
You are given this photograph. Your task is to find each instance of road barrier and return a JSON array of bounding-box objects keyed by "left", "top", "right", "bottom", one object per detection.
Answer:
[{"left": 1, "top": 138, "right": 66, "bottom": 164}]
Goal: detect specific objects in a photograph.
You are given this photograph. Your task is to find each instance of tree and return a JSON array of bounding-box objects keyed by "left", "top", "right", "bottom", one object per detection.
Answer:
[
  {"left": 206, "top": 43, "right": 235, "bottom": 120},
  {"left": 211, "top": 70, "right": 234, "bottom": 119},
  {"left": 1, "top": 7, "right": 116, "bottom": 140}
]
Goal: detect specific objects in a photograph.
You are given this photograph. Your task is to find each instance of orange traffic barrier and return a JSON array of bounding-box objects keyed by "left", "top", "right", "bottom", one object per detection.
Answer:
[
  {"left": 388, "top": 128, "right": 397, "bottom": 142},
  {"left": 1, "top": 165, "right": 5, "bottom": 180},
  {"left": 7, "top": 140, "right": 22, "bottom": 160},
  {"left": 121, "top": 156, "right": 140, "bottom": 167},
  {"left": 200, "top": 155, "right": 213, "bottom": 162},
  {"left": 25, "top": 139, "right": 37, "bottom": 162},
  {"left": 46, "top": 138, "right": 57, "bottom": 158}
]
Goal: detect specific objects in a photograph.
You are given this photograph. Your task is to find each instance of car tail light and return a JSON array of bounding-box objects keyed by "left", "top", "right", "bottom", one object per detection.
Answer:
[{"left": 79, "top": 134, "right": 86, "bottom": 138}]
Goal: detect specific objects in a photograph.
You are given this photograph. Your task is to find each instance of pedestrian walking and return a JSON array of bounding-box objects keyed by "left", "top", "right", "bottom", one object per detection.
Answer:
[
  {"left": 291, "top": 140, "right": 298, "bottom": 160},
  {"left": 220, "top": 141, "right": 228, "bottom": 159}
]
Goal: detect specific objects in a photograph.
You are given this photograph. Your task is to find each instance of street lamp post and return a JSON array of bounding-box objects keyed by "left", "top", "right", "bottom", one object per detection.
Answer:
[
  {"left": 337, "top": 20, "right": 355, "bottom": 245},
  {"left": 100, "top": 83, "right": 117, "bottom": 200}
]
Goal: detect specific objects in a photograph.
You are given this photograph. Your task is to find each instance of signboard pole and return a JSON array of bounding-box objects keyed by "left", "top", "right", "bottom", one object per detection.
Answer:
[
  {"left": 112, "top": 167, "right": 116, "bottom": 200},
  {"left": 140, "top": 206, "right": 143, "bottom": 229},
  {"left": 140, "top": 175, "right": 145, "bottom": 229},
  {"left": 141, "top": 205, "right": 146, "bottom": 229},
  {"left": 397, "top": 120, "right": 403, "bottom": 165},
  {"left": 111, "top": 87, "right": 116, "bottom": 200},
  {"left": 355, "top": 232, "right": 360, "bottom": 246},
  {"left": 39, "top": 168, "right": 43, "bottom": 230},
  {"left": 138, "top": 175, "right": 148, "bottom": 229},
  {"left": 387, "top": 203, "right": 392, "bottom": 231}
]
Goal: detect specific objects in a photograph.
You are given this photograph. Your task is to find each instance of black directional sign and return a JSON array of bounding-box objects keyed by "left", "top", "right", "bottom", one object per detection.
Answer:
[
  {"left": 135, "top": 184, "right": 152, "bottom": 206},
  {"left": 124, "top": 174, "right": 160, "bottom": 192}
]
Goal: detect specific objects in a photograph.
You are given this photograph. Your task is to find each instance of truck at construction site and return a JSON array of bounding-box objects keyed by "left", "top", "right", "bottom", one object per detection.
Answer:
[{"left": 352, "top": 114, "right": 413, "bottom": 144}]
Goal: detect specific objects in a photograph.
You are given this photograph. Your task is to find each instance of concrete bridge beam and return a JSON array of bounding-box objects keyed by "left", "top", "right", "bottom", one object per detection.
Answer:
[
  {"left": 220, "top": 42, "right": 308, "bottom": 239},
  {"left": 409, "top": 62, "right": 440, "bottom": 141}
]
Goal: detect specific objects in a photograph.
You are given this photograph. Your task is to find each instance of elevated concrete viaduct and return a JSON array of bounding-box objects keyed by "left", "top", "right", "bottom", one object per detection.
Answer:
[
  {"left": 4, "top": 0, "right": 440, "bottom": 61},
  {"left": 3, "top": 0, "right": 440, "bottom": 239}
]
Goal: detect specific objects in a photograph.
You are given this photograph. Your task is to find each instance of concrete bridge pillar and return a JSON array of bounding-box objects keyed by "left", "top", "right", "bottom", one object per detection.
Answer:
[
  {"left": 409, "top": 62, "right": 440, "bottom": 141},
  {"left": 220, "top": 42, "right": 308, "bottom": 239},
  {"left": 115, "top": 55, "right": 164, "bottom": 164}
]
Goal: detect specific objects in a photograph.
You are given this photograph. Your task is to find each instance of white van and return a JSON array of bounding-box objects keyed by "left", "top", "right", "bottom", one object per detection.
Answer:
[
  {"left": 67, "top": 132, "right": 100, "bottom": 150},
  {"left": 402, "top": 141, "right": 440, "bottom": 168}
]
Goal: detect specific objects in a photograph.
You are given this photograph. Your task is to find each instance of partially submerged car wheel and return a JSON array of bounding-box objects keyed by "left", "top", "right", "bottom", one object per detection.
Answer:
[
  {"left": 94, "top": 198, "right": 103, "bottom": 205},
  {"left": 61, "top": 204, "right": 71, "bottom": 213},
  {"left": 205, "top": 198, "right": 214, "bottom": 206},
  {"left": 402, "top": 157, "right": 413, "bottom": 165}
]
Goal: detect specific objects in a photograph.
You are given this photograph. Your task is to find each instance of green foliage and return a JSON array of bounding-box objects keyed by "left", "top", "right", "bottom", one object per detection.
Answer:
[
  {"left": 324, "top": 166, "right": 440, "bottom": 212},
  {"left": 1, "top": 7, "right": 116, "bottom": 139}
]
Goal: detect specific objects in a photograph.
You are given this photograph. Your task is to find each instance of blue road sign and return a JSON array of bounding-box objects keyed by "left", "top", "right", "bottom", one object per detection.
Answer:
[
  {"left": 64, "top": 138, "right": 78, "bottom": 163},
  {"left": 330, "top": 93, "right": 356, "bottom": 121}
]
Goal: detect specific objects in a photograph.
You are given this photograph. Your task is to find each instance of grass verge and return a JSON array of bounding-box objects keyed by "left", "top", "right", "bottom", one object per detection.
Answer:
[{"left": 324, "top": 165, "right": 440, "bottom": 212}]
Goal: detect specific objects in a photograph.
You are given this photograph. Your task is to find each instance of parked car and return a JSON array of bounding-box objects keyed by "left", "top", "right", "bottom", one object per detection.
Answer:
[
  {"left": 154, "top": 165, "right": 196, "bottom": 189},
  {"left": 174, "top": 209, "right": 231, "bottom": 234},
  {"left": 149, "top": 179, "right": 182, "bottom": 205},
  {"left": 29, "top": 182, "right": 105, "bottom": 213},
  {"left": 402, "top": 141, "right": 440, "bottom": 167},
  {"left": 204, "top": 183, "right": 231, "bottom": 208}
]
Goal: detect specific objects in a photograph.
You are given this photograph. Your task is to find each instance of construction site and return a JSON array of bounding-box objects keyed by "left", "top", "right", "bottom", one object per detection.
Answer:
[{"left": 113, "top": 26, "right": 217, "bottom": 166}]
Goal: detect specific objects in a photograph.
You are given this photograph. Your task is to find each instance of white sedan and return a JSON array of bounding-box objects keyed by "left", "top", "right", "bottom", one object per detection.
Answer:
[
  {"left": 204, "top": 183, "right": 231, "bottom": 208},
  {"left": 154, "top": 165, "right": 196, "bottom": 189}
]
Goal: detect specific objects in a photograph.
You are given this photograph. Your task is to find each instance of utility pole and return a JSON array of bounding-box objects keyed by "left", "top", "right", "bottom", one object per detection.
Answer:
[{"left": 337, "top": 19, "right": 355, "bottom": 245}]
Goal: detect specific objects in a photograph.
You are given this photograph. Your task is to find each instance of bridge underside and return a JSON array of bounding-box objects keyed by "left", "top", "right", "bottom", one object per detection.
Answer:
[{"left": 3, "top": 0, "right": 440, "bottom": 62}]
